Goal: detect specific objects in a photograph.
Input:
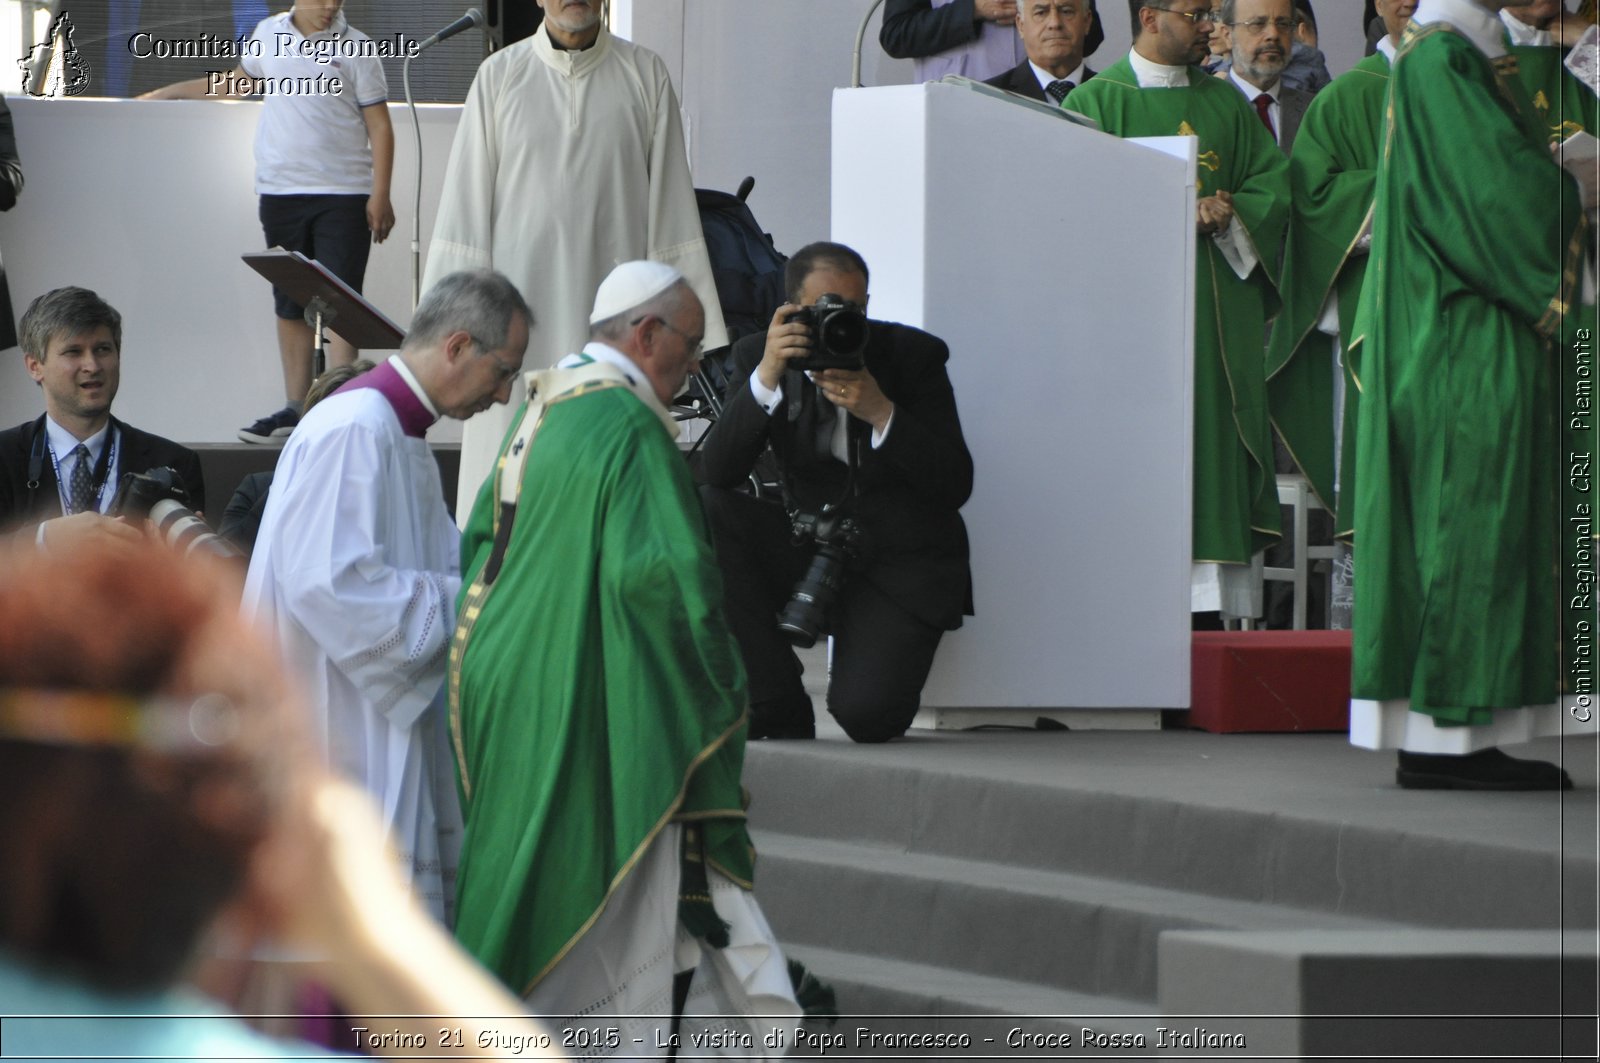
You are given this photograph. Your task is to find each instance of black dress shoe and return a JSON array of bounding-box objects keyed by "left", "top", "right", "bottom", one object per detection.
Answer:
[
  {"left": 748, "top": 697, "right": 816, "bottom": 740},
  {"left": 1396, "top": 748, "right": 1574, "bottom": 791}
]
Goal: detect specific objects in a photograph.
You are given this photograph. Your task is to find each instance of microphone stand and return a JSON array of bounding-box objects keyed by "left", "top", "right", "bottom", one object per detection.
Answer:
[
  {"left": 404, "top": 52, "right": 428, "bottom": 310},
  {"left": 405, "top": 11, "right": 486, "bottom": 309}
]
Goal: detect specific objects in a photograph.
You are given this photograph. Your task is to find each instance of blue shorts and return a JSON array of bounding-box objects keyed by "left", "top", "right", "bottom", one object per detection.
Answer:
[{"left": 258, "top": 193, "right": 371, "bottom": 320}]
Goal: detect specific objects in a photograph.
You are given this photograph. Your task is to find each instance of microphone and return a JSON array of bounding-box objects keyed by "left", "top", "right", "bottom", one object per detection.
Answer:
[{"left": 417, "top": 8, "right": 483, "bottom": 51}]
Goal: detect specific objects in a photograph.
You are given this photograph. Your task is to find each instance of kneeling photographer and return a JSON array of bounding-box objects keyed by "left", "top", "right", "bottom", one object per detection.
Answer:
[{"left": 697, "top": 242, "right": 973, "bottom": 743}]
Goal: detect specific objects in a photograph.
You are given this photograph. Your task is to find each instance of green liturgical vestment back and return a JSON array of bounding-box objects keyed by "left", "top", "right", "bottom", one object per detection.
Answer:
[
  {"left": 449, "top": 369, "right": 754, "bottom": 995},
  {"left": 1351, "top": 22, "right": 1588, "bottom": 722}
]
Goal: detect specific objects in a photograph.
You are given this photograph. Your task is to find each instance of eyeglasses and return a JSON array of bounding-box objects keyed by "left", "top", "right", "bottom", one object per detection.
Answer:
[
  {"left": 634, "top": 315, "right": 704, "bottom": 360},
  {"left": 474, "top": 343, "right": 521, "bottom": 383},
  {"left": 1230, "top": 16, "right": 1296, "bottom": 33},
  {"left": 1146, "top": 5, "right": 1216, "bottom": 24}
]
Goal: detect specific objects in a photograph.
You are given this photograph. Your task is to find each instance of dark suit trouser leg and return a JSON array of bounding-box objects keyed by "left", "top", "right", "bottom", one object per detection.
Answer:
[
  {"left": 698, "top": 485, "right": 812, "bottom": 725},
  {"left": 827, "top": 576, "right": 945, "bottom": 743}
]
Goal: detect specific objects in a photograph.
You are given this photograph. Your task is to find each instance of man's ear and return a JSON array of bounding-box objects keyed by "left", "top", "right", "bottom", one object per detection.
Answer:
[
  {"left": 443, "top": 329, "right": 475, "bottom": 363},
  {"left": 23, "top": 352, "right": 44, "bottom": 385}
]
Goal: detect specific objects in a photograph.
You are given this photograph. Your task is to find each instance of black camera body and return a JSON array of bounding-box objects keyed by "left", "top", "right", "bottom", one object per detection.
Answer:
[
  {"left": 113, "top": 467, "right": 241, "bottom": 561},
  {"left": 787, "top": 293, "right": 870, "bottom": 372},
  {"left": 776, "top": 507, "right": 864, "bottom": 649}
]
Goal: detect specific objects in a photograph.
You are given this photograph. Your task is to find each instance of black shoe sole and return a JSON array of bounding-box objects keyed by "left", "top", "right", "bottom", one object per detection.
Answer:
[{"left": 1397, "top": 769, "right": 1574, "bottom": 791}]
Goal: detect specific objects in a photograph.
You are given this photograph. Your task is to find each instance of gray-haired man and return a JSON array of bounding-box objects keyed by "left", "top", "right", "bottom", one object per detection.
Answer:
[{"left": 243, "top": 269, "right": 532, "bottom": 923}]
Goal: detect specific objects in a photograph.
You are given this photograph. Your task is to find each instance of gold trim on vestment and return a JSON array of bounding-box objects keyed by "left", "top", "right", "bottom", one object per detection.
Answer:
[
  {"left": 448, "top": 373, "right": 632, "bottom": 803},
  {"left": 1205, "top": 246, "right": 1281, "bottom": 559},
  {"left": 520, "top": 709, "right": 753, "bottom": 998}
]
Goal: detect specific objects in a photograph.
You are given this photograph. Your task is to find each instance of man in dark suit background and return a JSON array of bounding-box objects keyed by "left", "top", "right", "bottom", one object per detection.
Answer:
[
  {"left": 697, "top": 243, "right": 973, "bottom": 744},
  {"left": 1219, "top": 0, "right": 1313, "bottom": 153},
  {"left": 983, "top": 0, "right": 1103, "bottom": 103},
  {"left": 880, "top": 0, "right": 1027, "bottom": 83},
  {"left": 0, "top": 287, "right": 204, "bottom": 550}
]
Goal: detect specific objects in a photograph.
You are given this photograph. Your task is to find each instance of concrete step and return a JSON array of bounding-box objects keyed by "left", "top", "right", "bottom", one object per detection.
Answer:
[
  {"left": 780, "top": 944, "right": 1166, "bottom": 1061},
  {"left": 753, "top": 830, "right": 1397, "bottom": 1003},
  {"left": 744, "top": 732, "right": 1598, "bottom": 930}
]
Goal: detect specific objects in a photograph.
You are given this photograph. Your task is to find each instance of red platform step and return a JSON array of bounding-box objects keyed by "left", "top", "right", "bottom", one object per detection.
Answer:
[{"left": 1184, "top": 630, "right": 1352, "bottom": 733}]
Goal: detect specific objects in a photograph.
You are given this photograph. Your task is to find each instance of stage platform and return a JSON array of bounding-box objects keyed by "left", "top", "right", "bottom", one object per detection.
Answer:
[
  {"left": 746, "top": 647, "right": 1599, "bottom": 1061},
  {"left": 191, "top": 443, "right": 463, "bottom": 524}
]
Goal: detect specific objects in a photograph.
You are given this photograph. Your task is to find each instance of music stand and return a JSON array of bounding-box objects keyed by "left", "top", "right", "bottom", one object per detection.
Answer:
[{"left": 242, "top": 250, "right": 406, "bottom": 377}]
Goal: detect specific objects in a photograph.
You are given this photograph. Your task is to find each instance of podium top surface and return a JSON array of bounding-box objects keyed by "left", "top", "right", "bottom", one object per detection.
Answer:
[{"left": 243, "top": 250, "right": 405, "bottom": 350}]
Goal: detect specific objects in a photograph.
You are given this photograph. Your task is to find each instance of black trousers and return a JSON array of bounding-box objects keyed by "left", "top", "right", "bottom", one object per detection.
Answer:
[{"left": 700, "top": 485, "right": 945, "bottom": 743}]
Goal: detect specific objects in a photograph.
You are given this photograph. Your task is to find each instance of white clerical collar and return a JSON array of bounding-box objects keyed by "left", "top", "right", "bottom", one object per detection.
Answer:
[
  {"left": 554, "top": 342, "right": 678, "bottom": 436},
  {"left": 1228, "top": 68, "right": 1280, "bottom": 100},
  {"left": 566, "top": 341, "right": 644, "bottom": 384},
  {"left": 388, "top": 355, "right": 439, "bottom": 417},
  {"left": 1128, "top": 48, "right": 1191, "bottom": 87},
  {"left": 1413, "top": 0, "right": 1508, "bottom": 58},
  {"left": 44, "top": 414, "right": 109, "bottom": 463},
  {"left": 1376, "top": 35, "right": 1399, "bottom": 63},
  {"left": 1030, "top": 59, "right": 1085, "bottom": 92},
  {"left": 1500, "top": 8, "right": 1552, "bottom": 47}
]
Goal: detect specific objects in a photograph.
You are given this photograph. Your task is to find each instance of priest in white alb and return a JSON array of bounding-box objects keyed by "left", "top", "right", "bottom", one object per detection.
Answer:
[
  {"left": 422, "top": 0, "right": 726, "bottom": 518},
  {"left": 242, "top": 270, "right": 532, "bottom": 920}
]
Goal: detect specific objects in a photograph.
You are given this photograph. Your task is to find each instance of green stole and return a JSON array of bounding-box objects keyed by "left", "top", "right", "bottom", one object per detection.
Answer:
[{"left": 1067, "top": 54, "right": 1289, "bottom": 564}]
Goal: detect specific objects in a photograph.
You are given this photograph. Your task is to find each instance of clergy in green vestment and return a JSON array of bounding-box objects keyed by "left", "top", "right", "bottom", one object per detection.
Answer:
[
  {"left": 448, "top": 262, "right": 798, "bottom": 1047},
  {"left": 1502, "top": 0, "right": 1599, "bottom": 141},
  {"left": 1265, "top": 0, "right": 1410, "bottom": 540},
  {"left": 1348, "top": 0, "right": 1595, "bottom": 790},
  {"left": 1068, "top": 0, "right": 1287, "bottom": 613}
]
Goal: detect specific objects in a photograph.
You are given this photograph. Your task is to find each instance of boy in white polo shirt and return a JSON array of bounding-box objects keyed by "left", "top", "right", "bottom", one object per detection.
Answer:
[{"left": 143, "top": 0, "right": 394, "bottom": 444}]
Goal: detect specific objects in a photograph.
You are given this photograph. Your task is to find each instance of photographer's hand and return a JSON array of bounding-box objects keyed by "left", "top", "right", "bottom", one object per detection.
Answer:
[
  {"left": 813, "top": 368, "right": 894, "bottom": 433},
  {"left": 38, "top": 512, "right": 142, "bottom": 554},
  {"left": 757, "top": 304, "right": 814, "bottom": 392}
]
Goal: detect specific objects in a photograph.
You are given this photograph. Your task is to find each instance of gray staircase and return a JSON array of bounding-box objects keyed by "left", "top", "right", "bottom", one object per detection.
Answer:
[{"left": 743, "top": 718, "right": 1598, "bottom": 1058}]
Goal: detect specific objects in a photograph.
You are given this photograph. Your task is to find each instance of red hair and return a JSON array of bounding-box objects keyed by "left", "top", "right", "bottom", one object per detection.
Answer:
[{"left": 0, "top": 542, "right": 293, "bottom": 990}]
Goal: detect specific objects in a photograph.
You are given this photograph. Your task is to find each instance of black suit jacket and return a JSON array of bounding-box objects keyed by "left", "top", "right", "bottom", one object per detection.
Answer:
[
  {"left": 982, "top": 61, "right": 1097, "bottom": 102},
  {"left": 879, "top": 0, "right": 983, "bottom": 60},
  {"left": 698, "top": 321, "right": 973, "bottom": 630},
  {"left": 0, "top": 414, "right": 207, "bottom": 532},
  {"left": 881, "top": 0, "right": 1106, "bottom": 64}
]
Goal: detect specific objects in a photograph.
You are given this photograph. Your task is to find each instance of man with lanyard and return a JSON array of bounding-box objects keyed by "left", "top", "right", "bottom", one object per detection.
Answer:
[{"left": 0, "top": 286, "right": 204, "bottom": 550}]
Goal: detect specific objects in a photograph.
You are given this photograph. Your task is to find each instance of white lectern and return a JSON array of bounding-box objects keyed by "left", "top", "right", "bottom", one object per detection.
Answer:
[{"left": 832, "top": 81, "right": 1196, "bottom": 727}]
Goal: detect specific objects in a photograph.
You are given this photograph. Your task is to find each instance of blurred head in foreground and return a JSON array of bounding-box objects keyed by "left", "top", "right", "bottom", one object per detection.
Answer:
[{"left": 0, "top": 542, "right": 302, "bottom": 992}]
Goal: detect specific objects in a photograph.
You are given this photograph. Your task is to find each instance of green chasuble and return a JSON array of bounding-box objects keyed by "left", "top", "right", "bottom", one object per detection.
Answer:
[
  {"left": 1512, "top": 43, "right": 1598, "bottom": 145},
  {"left": 448, "top": 360, "right": 754, "bottom": 995},
  {"left": 1068, "top": 56, "right": 1288, "bottom": 564},
  {"left": 1351, "top": 22, "right": 1588, "bottom": 722},
  {"left": 1265, "top": 52, "right": 1390, "bottom": 539}
]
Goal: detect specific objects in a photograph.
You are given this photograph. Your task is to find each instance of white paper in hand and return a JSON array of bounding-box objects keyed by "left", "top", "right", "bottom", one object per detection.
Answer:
[
  {"left": 1566, "top": 23, "right": 1600, "bottom": 98},
  {"left": 1560, "top": 128, "right": 1600, "bottom": 210}
]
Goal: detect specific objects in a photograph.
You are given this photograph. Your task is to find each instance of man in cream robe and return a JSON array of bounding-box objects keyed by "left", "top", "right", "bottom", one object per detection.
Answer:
[
  {"left": 244, "top": 271, "right": 532, "bottom": 919},
  {"left": 423, "top": 0, "right": 726, "bottom": 518}
]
